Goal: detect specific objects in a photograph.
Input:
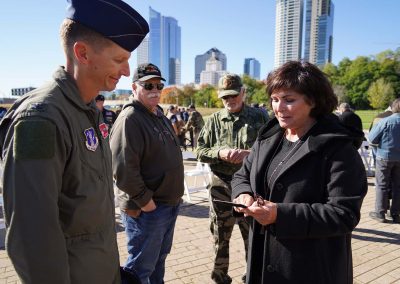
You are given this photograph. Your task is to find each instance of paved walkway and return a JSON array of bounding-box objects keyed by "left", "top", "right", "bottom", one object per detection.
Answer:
[{"left": 1, "top": 160, "right": 400, "bottom": 283}]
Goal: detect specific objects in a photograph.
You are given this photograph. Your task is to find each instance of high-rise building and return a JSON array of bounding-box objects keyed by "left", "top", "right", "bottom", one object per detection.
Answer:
[
  {"left": 195, "top": 48, "right": 227, "bottom": 83},
  {"left": 200, "top": 52, "right": 227, "bottom": 86},
  {"left": 137, "top": 7, "right": 181, "bottom": 85},
  {"left": 274, "top": 0, "right": 304, "bottom": 68},
  {"left": 137, "top": 37, "right": 149, "bottom": 65},
  {"left": 303, "top": 0, "right": 334, "bottom": 66},
  {"left": 244, "top": 58, "right": 261, "bottom": 80}
]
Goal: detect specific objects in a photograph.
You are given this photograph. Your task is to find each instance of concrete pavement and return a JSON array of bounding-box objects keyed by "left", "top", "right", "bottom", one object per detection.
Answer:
[{"left": 1, "top": 160, "right": 400, "bottom": 283}]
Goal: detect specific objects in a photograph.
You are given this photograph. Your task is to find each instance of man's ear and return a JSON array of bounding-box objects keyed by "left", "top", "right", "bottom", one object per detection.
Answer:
[
  {"left": 132, "top": 82, "right": 137, "bottom": 91},
  {"left": 73, "top": 41, "right": 89, "bottom": 64}
]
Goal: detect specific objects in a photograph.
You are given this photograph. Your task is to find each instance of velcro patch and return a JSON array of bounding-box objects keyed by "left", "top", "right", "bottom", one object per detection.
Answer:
[{"left": 14, "top": 120, "right": 56, "bottom": 160}]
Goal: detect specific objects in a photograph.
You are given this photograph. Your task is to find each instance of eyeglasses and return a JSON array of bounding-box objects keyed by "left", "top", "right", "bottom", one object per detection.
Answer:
[
  {"left": 221, "top": 95, "right": 239, "bottom": 100},
  {"left": 137, "top": 82, "right": 164, "bottom": 91}
]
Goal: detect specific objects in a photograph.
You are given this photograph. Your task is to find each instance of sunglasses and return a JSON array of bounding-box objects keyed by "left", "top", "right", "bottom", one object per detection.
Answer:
[
  {"left": 221, "top": 95, "right": 239, "bottom": 100},
  {"left": 137, "top": 82, "right": 164, "bottom": 91}
]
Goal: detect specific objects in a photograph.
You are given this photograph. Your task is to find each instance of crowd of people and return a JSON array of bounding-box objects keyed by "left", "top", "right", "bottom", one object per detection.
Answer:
[{"left": 0, "top": 1, "right": 397, "bottom": 284}]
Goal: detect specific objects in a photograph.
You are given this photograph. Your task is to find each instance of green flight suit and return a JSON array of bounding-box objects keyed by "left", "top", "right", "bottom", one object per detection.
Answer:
[{"left": 0, "top": 67, "right": 120, "bottom": 284}]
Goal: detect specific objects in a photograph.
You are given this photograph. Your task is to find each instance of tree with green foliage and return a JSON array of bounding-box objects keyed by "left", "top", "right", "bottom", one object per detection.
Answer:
[
  {"left": 339, "top": 56, "right": 380, "bottom": 109},
  {"left": 367, "top": 78, "right": 395, "bottom": 110},
  {"left": 194, "top": 84, "right": 221, "bottom": 108},
  {"left": 242, "top": 75, "right": 267, "bottom": 105},
  {"left": 321, "top": 49, "right": 400, "bottom": 109},
  {"left": 180, "top": 84, "right": 197, "bottom": 106}
]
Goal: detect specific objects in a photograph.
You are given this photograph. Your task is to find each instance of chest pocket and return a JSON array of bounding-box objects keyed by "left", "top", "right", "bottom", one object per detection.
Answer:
[
  {"left": 215, "top": 126, "right": 232, "bottom": 147},
  {"left": 240, "top": 122, "right": 262, "bottom": 148}
]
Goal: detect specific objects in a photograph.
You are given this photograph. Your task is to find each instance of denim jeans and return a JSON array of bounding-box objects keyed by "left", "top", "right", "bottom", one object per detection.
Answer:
[
  {"left": 375, "top": 158, "right": 400, "bottom": 215},
  {"left": 121, "top": 203, "right": 180, "bottom": 284}
]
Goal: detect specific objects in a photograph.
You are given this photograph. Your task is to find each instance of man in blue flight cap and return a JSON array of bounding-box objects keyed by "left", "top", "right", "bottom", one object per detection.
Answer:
[{"left": 0, "top": 0, "right": 148, "bottom": 283}]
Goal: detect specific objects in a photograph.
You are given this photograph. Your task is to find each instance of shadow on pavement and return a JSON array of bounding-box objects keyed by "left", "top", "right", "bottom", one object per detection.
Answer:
[
  {"left": 179, "top": 202, "right": 209, "bottom": 218},
  {"left": 352, "top": 227, "right": 400, "bottom": 244}
]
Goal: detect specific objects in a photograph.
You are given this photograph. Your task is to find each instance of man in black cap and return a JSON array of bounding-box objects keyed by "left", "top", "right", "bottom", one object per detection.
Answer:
[
  {"left": 95, "top": 94, "right": 117, "bottom": 131},
  {"left": 110, "top": 63, "right": 184, "bottom": 283},
  {"left": 0, "top": 1, "right": 148, "bottom": 283}
]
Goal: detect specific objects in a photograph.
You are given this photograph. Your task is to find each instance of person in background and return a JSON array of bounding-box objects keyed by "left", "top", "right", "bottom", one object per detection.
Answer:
[
  {"left": 368, "top": 98, "right": 400, "bottom": 224},
  {"left": 0, "top": 0, "right": 148, "bottom": 283},
  {"left": 0, "top": 107, "right": 7, "bottom": 120},
  {"left": 337, "top": 102, "right": 363, "bottom": 133},
  {"left": 110, "top": 63, "right": 184, "bottom": 283},
  {"left": 95, "top": 94, "right": 117, "bottom": 131},
  {"left": 167, "top": 105, "right": 185, "bottom": 148},
  {"left": 182, "top": 107, "right": 189, "bottom": 122},
  {"left": 368, "top": 106, "right": 393, "bottom": 164},
  {"left": 369, "top": 106, "right": 393, "bottom": 132},
  {"left": 196, "top": 73, "right": 269, "bottom": 284},
  {"left": 184, "top": 104, "right": 204, "bottom": 148},
  {"left": 231, "top": 61, "right": 367, "bottom": 284},
  {"left": 259, "top": 103, "right": 269, "bottom": 116}
]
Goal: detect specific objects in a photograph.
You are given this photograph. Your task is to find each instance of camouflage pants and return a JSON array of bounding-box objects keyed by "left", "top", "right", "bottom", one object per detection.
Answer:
[{"left": 209, "top": 175, "right": 249, "bottom": 277}]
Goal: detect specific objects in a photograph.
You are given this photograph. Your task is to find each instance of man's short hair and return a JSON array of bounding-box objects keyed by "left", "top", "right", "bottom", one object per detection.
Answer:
[
  {"left": 339, "top": 102, "right": 351, "bottom": 111},
  {"left": 60, "top": 19, "right": 112, "bottom": 59},
  {"left": 391, "top": 98, "right": 400, "bottom": 113}
]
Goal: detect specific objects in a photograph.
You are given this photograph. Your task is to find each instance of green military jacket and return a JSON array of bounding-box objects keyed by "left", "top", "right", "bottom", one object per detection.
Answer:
[
  {"left": 196, "top": 104, "right": 268, "bottom": 177},
  {"left": 0, "top": 67, "right": 120, "bottom": 284}
]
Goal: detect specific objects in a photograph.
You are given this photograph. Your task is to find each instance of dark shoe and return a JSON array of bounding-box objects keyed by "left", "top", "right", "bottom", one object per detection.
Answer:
[
  {"left": 211, "top": 271, "right": 232, "bottom": 284},
  {"left": 369, "top": 211, "right": 387, "bottom": 223},
  {"left": 391, "top": 215, "right": 400, "bottom": 224}
]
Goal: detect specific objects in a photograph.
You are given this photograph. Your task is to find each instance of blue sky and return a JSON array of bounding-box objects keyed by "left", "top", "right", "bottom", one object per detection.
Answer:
[{"left": 1, "top": 0, "right": 399, "bottom": 97}]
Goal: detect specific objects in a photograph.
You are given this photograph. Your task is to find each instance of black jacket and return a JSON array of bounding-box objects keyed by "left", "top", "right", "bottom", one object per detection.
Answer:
[
  {"left": 231, "top": 115, "right": 367, "bottom": 284},
  {"left": 110, "top": 98, "right": 184, "bottom": 210}
]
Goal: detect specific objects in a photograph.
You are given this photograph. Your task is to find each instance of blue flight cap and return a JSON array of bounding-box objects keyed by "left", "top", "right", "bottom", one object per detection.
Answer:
[{"left": 66, "top": 0, "right": 149, "bottom": 52}]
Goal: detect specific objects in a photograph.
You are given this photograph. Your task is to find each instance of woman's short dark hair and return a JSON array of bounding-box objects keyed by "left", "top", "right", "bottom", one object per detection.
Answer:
[
  {"left": 391, "top": 98, "right": 400, "bottom": 113},
  {"left": 265, "top": 61, "right": 338, "bottom": 117}
]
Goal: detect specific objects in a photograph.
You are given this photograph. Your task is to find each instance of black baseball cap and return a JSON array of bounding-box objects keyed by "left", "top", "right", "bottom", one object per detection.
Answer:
[{"left": 133, "top": 63, "right": 166, "bottom": 82}]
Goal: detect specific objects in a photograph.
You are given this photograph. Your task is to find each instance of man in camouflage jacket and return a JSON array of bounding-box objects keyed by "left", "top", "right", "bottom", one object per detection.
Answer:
[
  {"left": 196, "top": 74, "right": 268, "bottom": 284},
  {"left": 184, "top": 104, "right": 204, "bottom": 148}
]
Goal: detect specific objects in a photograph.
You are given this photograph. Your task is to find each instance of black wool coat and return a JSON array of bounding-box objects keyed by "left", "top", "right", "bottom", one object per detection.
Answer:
[{"left": 231, "top": 115, "right": 367, "bottom": 284}]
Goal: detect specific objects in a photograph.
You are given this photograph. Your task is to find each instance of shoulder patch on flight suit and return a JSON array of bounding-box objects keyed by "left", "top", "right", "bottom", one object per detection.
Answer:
[{"left": 14, "top": 120, "right": 55, "bottom": 160}]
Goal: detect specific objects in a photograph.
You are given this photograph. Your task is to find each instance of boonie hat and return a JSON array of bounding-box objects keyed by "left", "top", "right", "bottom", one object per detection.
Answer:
[
  {"left": 133, "top": 63, "right": 166, "bottom": 82},
  {"left": 218, "top": 73, "right": 243, "bottom": 98},
  {"left": 66, "top": 0, "right": 149, "bottom": 52}
]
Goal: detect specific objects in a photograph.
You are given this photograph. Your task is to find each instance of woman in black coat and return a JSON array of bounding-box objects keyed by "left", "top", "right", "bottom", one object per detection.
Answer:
[{"left": 231, "top": 61, "right": 367, "bottom": 284}]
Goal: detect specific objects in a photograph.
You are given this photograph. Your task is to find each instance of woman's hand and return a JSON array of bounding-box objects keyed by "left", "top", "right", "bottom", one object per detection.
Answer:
[
  {"left": 243, "top": 200, "right": 278, "bottom": 226},
  {"left": 233, "top": 193, "right": 254, "bottom": 213}
]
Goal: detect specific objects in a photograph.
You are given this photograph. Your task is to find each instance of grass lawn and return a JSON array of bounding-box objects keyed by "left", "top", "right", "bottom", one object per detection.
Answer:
[{"left": 355, "top": 110, "right": 382, "bottom": 131}]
